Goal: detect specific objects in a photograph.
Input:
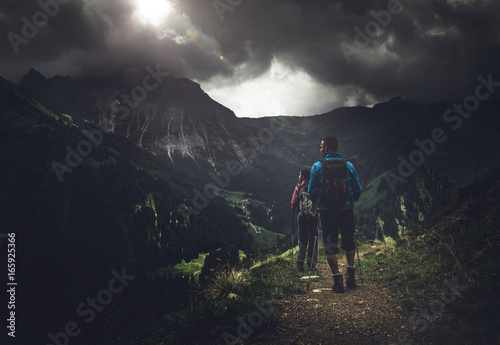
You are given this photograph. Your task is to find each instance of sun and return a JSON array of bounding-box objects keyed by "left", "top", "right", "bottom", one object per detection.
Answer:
[{"left": 133, "top": 0, "right": 173, "bottom": 27}]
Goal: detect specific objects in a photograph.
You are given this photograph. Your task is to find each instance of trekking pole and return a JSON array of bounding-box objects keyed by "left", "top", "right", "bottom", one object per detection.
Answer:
[
  {"left": 307, "top": 216, "right": 320, "bottom": 290},
  {"left": 317, "top": 214, "right": 327, "bottom": 272},
  {"left": 314, "top": 207, "right": 326, "bottom": 271},
  {"left": 355, "top": 239, "right": 364, "bottom": 285},
  {"left": 291, "top": 209, "right": 295, "bottom": 266}
]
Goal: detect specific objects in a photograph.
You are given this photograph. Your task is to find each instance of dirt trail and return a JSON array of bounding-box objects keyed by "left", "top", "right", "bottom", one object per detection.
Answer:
[{"left": 248, "top": 248, "right": 441, "bottom": 345}]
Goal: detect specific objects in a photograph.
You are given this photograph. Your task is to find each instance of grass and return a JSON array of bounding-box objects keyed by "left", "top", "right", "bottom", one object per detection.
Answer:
[
  {"left": 245, "top": 256, "right": 304, "bottom": 298},
  {"left": 204, "top": 266, "right": 253, "bottom": 300},
  {"left": 222, "top": 190, "right": 266, "bottom": 209},
  {"left": 217, "top": 188, "right": 283, "bottom": 251},
  {"left": 122, "top": 253, "right": 304, "bottom": 345},
  {"left": 356, "top": 173, "right": 388, "bottom": 211},
  {"left": 154, "top": 250, "right": 247, "bottom": 283},
  {"left": 361, "top": 165, "right": 500, "bottom": 343},
  {"left": 124, "top": 165, "right": 500, "bottom": 344},
  {"left": 31, "top": 100, "right": 78, "bottom": 127},
  {"left": 245, "top": 221, "right": 285, "bottom": 252}
]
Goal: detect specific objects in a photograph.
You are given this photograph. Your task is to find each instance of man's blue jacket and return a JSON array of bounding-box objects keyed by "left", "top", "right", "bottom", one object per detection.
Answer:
[{"left": 308, "top": 152, "right": 362, "bottom": 208}]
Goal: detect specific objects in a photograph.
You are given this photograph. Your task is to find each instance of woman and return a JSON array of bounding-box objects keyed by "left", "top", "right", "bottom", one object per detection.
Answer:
[{"left": 291, "top": 168, "right": 318, "bottom": 272}]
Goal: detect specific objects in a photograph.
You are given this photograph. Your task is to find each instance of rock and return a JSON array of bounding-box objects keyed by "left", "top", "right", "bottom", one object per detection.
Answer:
[{"left": 300, "top": 275, "right": 319, "bottom": 280}]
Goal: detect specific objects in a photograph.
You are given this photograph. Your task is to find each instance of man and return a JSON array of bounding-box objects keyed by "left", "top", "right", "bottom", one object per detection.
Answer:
[{"left": 308, "top": 136, "right": 362, "bottom": 293}]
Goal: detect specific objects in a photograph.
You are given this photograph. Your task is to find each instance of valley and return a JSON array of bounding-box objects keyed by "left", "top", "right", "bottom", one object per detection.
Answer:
[{"left": 1, "top": 70, "right": 500, "bottom": 344}]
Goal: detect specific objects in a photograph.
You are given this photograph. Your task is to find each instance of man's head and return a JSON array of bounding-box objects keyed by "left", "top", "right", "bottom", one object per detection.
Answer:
[{"left": 320, "top": 136, "right": 338, "bottom": 154}]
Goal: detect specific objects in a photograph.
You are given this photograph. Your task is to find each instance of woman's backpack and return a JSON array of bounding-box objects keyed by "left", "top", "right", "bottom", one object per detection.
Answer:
[{"left": 297, "top": 183, "right": 316, "bottom": 217}]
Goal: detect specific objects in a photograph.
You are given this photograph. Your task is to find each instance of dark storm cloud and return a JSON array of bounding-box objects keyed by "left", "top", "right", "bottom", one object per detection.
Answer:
[
  {"left": 1, "top": 0, "right": 499, "bottom": 106},
  {"left": 0, "top": 0, "right": 231, "bottom": 83},
  {"left": 178, "top": 0, "right": 500, "bottom": 104},
  {"left": 1, "top": 0, "right": 112, "bottom": 60}
]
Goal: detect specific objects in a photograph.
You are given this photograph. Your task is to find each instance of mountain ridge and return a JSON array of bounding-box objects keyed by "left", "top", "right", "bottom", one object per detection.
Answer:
[
  {"left": 4, "top": 68, "right": 500, "bottom": 239},
  {"left": 2, "top": 68, "right": 500, "bottom": 343}
]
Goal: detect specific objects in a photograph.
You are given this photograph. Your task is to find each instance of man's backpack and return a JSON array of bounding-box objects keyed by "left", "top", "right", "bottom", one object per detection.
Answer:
[
  {"left": 297, "top": 184, "right": 316, "bottom": 217},
  {"left": 318, "top": 158, "right": 351, "bottom": 208}
]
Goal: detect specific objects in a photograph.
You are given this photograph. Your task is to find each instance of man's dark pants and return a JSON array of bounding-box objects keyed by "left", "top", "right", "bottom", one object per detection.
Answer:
[{"left": 320, "top": 206, "right": 355, "bottom": 256}]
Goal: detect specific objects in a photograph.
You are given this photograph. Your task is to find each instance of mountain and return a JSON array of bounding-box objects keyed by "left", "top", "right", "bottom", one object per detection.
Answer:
[
  {"left": 0, "top": 75, "right": 253, "bottom": 344},
  {"left": 3, "top": 69, "right": 500, "bottom": 343},
  {"left": 18, "top": 69, "right": 102, "bottom": 122},
  {"left": 17, "top": 70, "right": 307, "bottom": 230},
  {"left": 2, "top": 73, "right": 266, "bottom": 267},
  {"left": 15, "top": 70, "right": 500, "bottom": 239}
]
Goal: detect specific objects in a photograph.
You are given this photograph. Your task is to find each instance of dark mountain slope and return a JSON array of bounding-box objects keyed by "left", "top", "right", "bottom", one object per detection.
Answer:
[
  {"left": 0, "top": 76, "right": 251, "bottom": 344},
  {"left": 360, "top": 163, "right": 500, "bottom": 344},
  {"left": 12, "top": 70, "right": 500, "bottom": 242},
  {"left": 238, "top": 97, "right": 500, "bottom": 239},
  {"left": 18, "top": 68, "right": 101, "bottom": 122},
  {"left": 3, "top": 68, "right": 500, "bottom": 343}
]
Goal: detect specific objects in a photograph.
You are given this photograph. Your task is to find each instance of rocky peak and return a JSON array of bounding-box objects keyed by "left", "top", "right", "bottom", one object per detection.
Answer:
[
  {"left": 18, "top": 69, "right": 100, "bottom": 122},
  {"left": 21, "top": 68, "right": 47, "bottom": 85}
]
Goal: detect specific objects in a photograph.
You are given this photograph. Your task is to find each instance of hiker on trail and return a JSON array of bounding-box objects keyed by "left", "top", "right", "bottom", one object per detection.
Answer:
[
  {"left": 291, "top": 168, "right": 318, "bottom": 272},
  {"left": 308, "top": 136, "right": 362, "bottom": 293}
]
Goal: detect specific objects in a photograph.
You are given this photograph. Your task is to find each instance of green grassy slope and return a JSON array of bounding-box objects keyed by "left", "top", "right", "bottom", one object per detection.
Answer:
[{"left": 362, "top": 164, "right": 500, "bottom": 344}]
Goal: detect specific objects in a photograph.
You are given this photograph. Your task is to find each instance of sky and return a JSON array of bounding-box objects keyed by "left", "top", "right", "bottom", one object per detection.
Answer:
[{"left": 1, "top": 0, "right": 499, "bottom": 117}]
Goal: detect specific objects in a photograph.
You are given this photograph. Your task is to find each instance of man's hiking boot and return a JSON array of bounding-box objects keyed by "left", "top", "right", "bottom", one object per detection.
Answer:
[
  {"left": 346, "top": 266, "right": 356, "bottom": 288},
  {"left": 296, "top": 261, "right": 304, "bottom": 272},
  {"left": 332, "top": 273, "right": 345, "bottom": 293}
]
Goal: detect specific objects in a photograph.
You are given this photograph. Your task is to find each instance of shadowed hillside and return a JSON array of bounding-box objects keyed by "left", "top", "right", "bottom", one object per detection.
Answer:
[
  {"left": 1, "top": 70, "right": 500, "bottom": 344},
  {"left": 0, "top": 76, "right": 251, "bottom": 344}
]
